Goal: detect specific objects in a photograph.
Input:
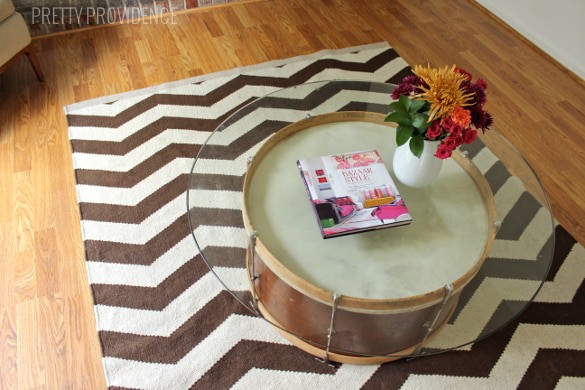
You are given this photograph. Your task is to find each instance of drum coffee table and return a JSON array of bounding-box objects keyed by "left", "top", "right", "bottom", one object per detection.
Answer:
[{"left": 187, "top": 80, "right": 554, "bottom": 364}]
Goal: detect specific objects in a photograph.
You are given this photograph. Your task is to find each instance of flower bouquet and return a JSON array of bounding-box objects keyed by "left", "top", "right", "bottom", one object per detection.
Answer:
[{"left": 385, "top": 65, "right": 493, "bottom": 159}]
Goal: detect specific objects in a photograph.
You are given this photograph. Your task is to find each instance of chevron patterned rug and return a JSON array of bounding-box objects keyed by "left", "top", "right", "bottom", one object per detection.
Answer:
[{"left": 65, "top": 43, "right": 585, "bottom": 389}]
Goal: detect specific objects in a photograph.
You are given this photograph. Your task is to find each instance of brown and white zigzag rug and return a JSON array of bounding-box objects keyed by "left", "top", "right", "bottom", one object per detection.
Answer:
[{"left": 65, "top": 43, "right": 585, "bottom": 389}]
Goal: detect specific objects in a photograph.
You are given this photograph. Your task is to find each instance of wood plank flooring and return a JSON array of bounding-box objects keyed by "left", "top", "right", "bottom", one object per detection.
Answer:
[{"left": 0, "top": 0, "right": 583, "bottom": 387}]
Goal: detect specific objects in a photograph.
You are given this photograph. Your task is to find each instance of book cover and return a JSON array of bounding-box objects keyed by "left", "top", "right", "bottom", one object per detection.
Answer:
[{"left": 297, "top": 149, "right": 412, "bottom": 238}]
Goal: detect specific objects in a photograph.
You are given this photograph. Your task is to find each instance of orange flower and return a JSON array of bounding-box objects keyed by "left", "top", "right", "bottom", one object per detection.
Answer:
[
  {"left": 450, "top": 106, "right": 472, "bottom": 128},
  {"left": 412, "top": 65, "right": 474, "bottom": 122}
]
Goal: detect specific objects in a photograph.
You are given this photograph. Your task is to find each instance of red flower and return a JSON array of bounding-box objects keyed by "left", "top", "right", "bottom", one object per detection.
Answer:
[
  {"left": 448, "top": 124, "right": 463, "bottom": 137},
  {"left": 467, "top": 83, "right": 487, "bottom": 106},
  {"left": 454, "top": 67, "right": 472, "bottom": 81},
  {"left": 441, "top": 117, "right": 455, "bottom": 129},
  {"left": 455, "top": 135, "right": 464, "bottom": 147},
  {"left": 435, "top": 143, "right": 453, "bottom": 159},
  {"left": 476, "top": 78, "right": 487, "bottom": 89},
  {"left": 470, "top": 108, "right": 493, "bottom": 130},
  {"left": 426, "top": 122, "right": 442, "bottom": 140},
  {"left": 443, "top": 135, "right": 459, "bottom": 150},
  {"left": 462, "top": 128, "right": 478, "bottom": 144},
  {"left": 390, "top": 75, "right": 425, "bottom": 99}
]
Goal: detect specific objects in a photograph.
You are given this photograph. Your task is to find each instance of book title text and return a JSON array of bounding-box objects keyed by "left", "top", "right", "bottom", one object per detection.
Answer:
[{"left": 341, "top": 167, "right": 374, "bottom": 184}]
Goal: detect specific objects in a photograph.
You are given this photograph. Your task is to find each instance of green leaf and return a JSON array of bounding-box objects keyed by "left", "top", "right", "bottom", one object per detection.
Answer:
[
  {"left": 409, "top": 135, "right": 425, "bottom": 158},
  {"left": 385, "top": 111, "right": 412, "bottom": 126},
  {"left": 396, "top": 126, "right": 414, "bottom": 146},
  {"left": 410, "top": 113, "right": 429, "bottom": 129},
  {"left": 418, "top": 117, "right": 432, "bottom": 130},
  {"left": 409, "top": 99, "right": 426, "bottom": 113},
  {"left": 399, "top": 94, "right": 412, "bottom": 112},
  {"left": 389, "top": 101, "right": 407, "bottom": 113}
]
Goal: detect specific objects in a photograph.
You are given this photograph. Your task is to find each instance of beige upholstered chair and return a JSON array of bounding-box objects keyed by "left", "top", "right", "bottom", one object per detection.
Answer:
[{"left": 0, "top": 0, "right": 44, "bottom": 81}]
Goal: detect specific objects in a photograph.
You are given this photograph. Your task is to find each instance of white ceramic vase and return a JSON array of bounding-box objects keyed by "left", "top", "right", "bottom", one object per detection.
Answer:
[{"left": 392, "top": 139, "right": 443, "bottom": 188}]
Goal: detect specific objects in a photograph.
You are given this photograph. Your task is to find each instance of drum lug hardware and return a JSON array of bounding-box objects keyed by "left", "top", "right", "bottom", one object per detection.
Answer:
[
  {"left": 315, "top": 292, "right": 341, "bottom": 366},
  {"left": 247, "top": 156, "right": 254, "bottom": 166},
  {"left": 315, "top": 356, "right": 340, "bottom": 369},
  {"left": 247, "top": 231, "right": 260, "bottom": 313},
  {"left": 461, "top": 150, "right": 469, "bottom": 158},
  {"left": 248, "top": 231, "right": 258, "bottom": 281},
  {"left": 493, "top": 220, "right": 502, "bottom": 232},
  {"left": 306, "top": 113, "right": 313, "bottom": 119},
  {"left": 413, "top": 283, "right": 454, "bottom": 356}
]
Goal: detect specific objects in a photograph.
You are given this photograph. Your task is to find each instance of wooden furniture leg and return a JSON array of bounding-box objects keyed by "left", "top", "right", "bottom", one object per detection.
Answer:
[{"left": 24, "top": 44, "right": 44, "bottom": 82}]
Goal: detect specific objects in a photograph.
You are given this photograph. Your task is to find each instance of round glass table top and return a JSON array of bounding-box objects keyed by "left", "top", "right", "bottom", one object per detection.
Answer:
[{"left": 187, "top": 80, "right": 554, "bottom": 360}]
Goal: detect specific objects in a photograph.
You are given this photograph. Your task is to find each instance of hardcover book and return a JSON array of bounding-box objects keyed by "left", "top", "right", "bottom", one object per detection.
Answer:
[{"left": 297, "top": 149, "right": 412, "bottom": 238}]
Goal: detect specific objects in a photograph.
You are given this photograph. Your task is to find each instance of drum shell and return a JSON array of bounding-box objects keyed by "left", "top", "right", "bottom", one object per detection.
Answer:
[{"left": 249, "top": 249, "right": 459, "bottom": 357}]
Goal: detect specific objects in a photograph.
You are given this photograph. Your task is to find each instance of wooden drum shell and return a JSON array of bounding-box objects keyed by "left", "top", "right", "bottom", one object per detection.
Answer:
[
  {"left": 248, "top": 249, "right": 461, "bottom": 362},
  {"left": 242, "top": 112, "right": 497, "bottom": 364}
]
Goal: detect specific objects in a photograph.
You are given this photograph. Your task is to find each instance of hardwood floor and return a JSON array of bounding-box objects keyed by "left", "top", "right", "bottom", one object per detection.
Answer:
[{"left": 0, "top": 0, "right": 583, "bottom": 387}]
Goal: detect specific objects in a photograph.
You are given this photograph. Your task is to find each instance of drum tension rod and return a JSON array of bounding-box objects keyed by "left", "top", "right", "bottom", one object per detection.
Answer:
[
  {"left": 248, "top": 231, "right": 258, "bottom": 282},
  {"left": 409, "top": 283, "right": 454, "bottom": 359},
  {"left": 316, "top": 292, "right": 341, "bottom": 368},
  {"left": 247, "top": 231, "right": 260, "bottom": 315}
]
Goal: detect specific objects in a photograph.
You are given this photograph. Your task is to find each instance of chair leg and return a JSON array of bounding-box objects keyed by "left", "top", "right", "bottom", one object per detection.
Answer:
[{"left": 24, "top": 44, "right": 45, "bottom": 82}]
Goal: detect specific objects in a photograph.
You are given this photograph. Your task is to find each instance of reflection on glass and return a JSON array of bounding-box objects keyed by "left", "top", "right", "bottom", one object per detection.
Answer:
[{"left": 187, "top": 80, "right": 554, "bottom": 361}]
